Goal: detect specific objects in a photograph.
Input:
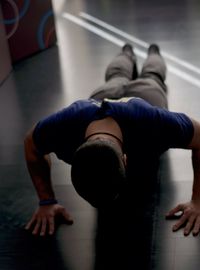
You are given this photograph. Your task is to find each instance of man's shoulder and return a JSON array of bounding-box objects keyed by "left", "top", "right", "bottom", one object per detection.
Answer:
[{"left": 48, "top": 99, "right": 101, "bottom": 120}]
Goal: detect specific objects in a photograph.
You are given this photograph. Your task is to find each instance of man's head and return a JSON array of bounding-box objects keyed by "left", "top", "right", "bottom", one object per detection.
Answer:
[{"left": 71, "top": 138, "right": 127, "bottom": 208}]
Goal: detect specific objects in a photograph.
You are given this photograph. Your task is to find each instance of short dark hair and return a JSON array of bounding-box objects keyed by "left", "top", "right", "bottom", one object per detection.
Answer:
[{"left": 71, "top": 139, "right": 126, "bottom": 208}]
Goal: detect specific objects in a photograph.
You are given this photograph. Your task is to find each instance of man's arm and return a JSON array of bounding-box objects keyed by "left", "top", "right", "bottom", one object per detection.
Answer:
[
  {"left": 189, "top": 119, "right": 200, "bottom": 201},
  {"left": 24, "top": 127, "right": 73, "bottom": 236},
  {"left": 24, "top": 126, "right": 55, "bottom": 200},
  {"left": 166, "top": 118, "right": 200, "bottom": 236}
]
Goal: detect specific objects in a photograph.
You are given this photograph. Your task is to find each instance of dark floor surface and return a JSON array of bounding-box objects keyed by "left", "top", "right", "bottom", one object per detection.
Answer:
[{"left": 0, "top": 0, "right": 200, "bottom": 269}]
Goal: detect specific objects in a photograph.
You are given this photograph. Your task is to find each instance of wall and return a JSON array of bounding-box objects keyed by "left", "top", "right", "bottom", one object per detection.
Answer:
[
  {"left": 1, "top": 0, "right": 57, "bottom": 63},
  {"left": 0, "top": 4, "right": 12, "bottom": 84}
]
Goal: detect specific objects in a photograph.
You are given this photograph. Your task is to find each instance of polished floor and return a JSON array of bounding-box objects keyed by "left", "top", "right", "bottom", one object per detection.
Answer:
[{"left": 1, "top": 0, "right": 200, "bottom": 269}]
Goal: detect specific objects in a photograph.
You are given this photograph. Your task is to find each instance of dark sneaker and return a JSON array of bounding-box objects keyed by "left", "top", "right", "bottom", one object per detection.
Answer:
[
  {"left": 122, "top": 43, "right": 134, "bottom": 57},
  {"left": 148, "top": 44, "right": 160, "bottom": 55}
]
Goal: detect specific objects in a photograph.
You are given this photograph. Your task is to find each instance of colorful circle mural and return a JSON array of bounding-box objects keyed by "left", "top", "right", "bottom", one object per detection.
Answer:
[{"left": 3, "top": 0, "right": 30, "bottom": 39}]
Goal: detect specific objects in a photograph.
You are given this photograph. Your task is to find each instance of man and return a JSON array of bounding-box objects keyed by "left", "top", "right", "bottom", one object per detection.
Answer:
[{"left": 24, "top": 44, "right": 200, "bottom": 237}]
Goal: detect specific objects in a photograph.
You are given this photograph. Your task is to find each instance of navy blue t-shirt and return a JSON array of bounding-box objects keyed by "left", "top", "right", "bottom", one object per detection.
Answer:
[{"left": 33, "top": 98, "right": 194, "bottom": 174}]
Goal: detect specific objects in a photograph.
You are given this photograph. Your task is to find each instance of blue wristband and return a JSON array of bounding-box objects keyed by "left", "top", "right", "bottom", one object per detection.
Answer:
[{"left": 39, "top": 199, "right": 58, "bottom": 206}]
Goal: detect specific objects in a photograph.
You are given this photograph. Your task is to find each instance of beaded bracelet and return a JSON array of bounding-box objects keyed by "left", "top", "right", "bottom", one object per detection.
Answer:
[{"left": 39, "top": 199, "right": 58, "bottom": 206}]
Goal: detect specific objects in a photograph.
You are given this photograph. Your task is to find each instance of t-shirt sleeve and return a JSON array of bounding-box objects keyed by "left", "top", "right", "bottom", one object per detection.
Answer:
[
  {"left": 32, "top": 100, "right": 99, "bottom": 157},
  {"left": 144, "top": 107, "right": 194, "bottom": 151},
  {"left": 32, "top": 104, "right": 78, "bottom": 155},
  {"left": 100, "top": 98, "right": 194, "bottom": 152},
  {"left": 32, "top": 114, "right": 59, "bottom": 155}
]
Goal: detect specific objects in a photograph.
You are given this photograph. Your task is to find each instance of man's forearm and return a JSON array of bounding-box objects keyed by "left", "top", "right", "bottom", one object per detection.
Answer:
[
  {"left": 24, "top": 133, "right": 55, "bottom": 201},
  {"left": 26, "top": 154, "right": 55, "bottom": 201},
  {"left": 191, "top": 149, "right": 200, "bottom": 200}
]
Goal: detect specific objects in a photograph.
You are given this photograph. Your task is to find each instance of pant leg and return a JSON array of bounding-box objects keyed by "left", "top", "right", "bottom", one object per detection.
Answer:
[
  {"left": 90, "top": 51, "right": 138, "bottom": 101},
  {"left": 105, "top": 51, "right": 138, "bottom": 81},
  {"left": 140, "top": 52, "right": 167, "bottom": 93},
  {"left": 122, "top": 52, "right": 168, "bottom": 109}
]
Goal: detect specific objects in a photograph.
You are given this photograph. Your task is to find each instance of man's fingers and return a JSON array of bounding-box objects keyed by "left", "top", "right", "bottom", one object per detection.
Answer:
[
  {"left": 26, "top": 205, "right": 73, "bottom": 236},
  {"left": 184, "top": 215, "right": 196, "bottom": 236},
  {"left": 61, "top": 209, "right": 74, "bottom": 224},
  {"left": 25, "top": 215, "right": 36, "bottom": 230},
  {"left": 193, "top": 216, "right": 200, "bottom": 236},
  {"left": 26, "top": 216, "right": 55, "bottom": 236},
  {"left": 166, "top": 204, "right": 183, "bottom": 217},
  {"left": 172, "top": 212, "right": 189, "bottom": 231},
  {"left": 32, "top": 219, "right": 42, "bottom": 235},
  {"left": 48, "top": 217, "right": 55, "bottom": 235},
  {"left": 166, "top": 202, "right": 200, "bottom": 236},
  {"left": 40, "top": 218, "right": 47, "bottom": 236}
]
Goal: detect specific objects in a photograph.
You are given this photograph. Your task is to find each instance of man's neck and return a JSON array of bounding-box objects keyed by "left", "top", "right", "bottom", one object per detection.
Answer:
[{"left": 85, "top": 117, "right": 123, "bottom": 143}]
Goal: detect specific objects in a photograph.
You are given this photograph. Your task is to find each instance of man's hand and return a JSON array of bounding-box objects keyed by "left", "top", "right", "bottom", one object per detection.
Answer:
[
  {"left": 25, "top": 204, "right": 73, "bottom": 236},
  {"left": 166, "top": 200, "right": 200, "bottom": 236}
]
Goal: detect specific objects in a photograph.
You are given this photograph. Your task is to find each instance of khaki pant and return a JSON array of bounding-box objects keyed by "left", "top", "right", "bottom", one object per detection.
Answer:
[{"left": 90, "top": 48, "right": 168, "bottom": 109}]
